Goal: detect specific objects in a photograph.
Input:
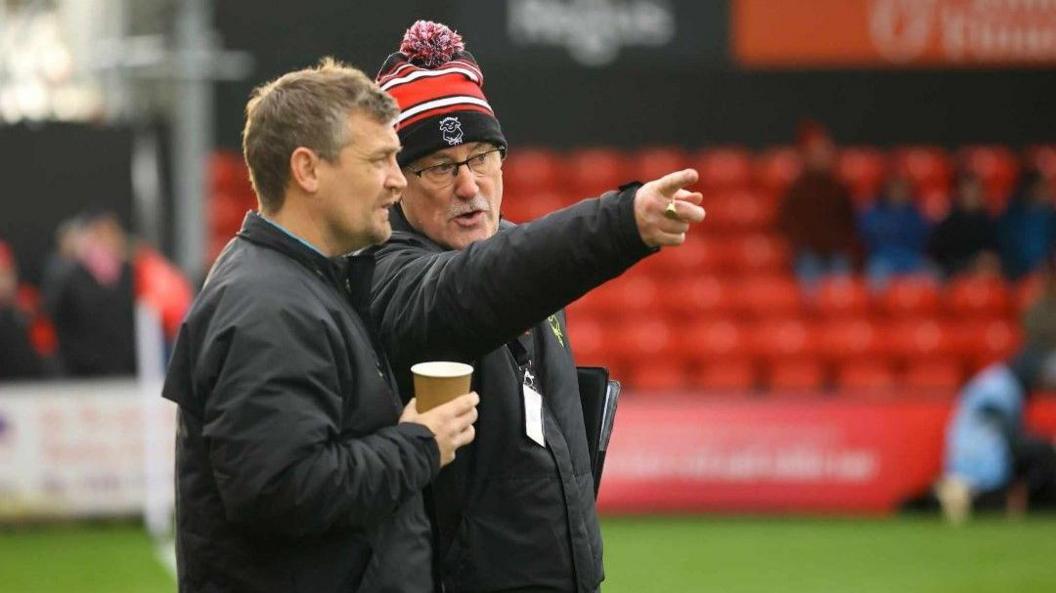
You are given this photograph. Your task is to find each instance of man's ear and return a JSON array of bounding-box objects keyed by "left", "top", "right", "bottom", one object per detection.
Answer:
[{"left": 290, "top": 147, "right": 320, "bottom": 193}]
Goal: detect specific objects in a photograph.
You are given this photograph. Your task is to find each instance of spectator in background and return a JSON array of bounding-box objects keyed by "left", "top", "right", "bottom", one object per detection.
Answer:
[
  {"left": 40, "top": 217, "right": 86, "bottom": 307},
  {"left": 44, "top": 211, "right": 136, "bottom": 377},
  {"left": 936, "top": 285, "right": 1056, "bottom": 523},
  {"left": 927, "top": 174, "right": 999, "bottom": 278},
  {"left": 0, "top": 240, "right": 44, "bottom": 380},
  {"left": 778, "top": 122, "right": 857, "bottom": 291},
  {"left": 997, "top": 168, "right": 1056, "bottom": 281},
  {"left": 858, "top": 175, "right": 931, "bottom": 290}
]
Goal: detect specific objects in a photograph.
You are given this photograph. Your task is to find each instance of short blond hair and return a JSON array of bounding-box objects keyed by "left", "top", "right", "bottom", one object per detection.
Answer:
[{"left": 242, "top": 57, "right": 399, "bottom": 212}]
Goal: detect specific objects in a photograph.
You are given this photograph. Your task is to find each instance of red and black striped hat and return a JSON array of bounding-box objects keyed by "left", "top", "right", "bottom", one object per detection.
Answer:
[{"left": 376, "top": 21, "right": 507, "bottom": 167}]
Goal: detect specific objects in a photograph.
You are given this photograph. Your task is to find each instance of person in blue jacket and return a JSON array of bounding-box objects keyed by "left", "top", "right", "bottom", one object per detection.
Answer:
[
  {"left": 937, "top": 290, "right": 1056, "bottom": 523},
  {"left": 857, "top": 175, "right": 932, "bottom": 289}
]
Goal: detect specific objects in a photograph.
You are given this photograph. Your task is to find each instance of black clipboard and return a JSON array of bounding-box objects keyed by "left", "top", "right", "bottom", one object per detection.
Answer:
[{"left": 577, "top": 366, "right": 622, "bottom": 499}]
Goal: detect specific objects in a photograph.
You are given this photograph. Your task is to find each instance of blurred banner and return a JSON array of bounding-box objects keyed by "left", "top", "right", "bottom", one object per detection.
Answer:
[
  {"left": 3, "top": 387, "right": 1055, "bottom": 520},
  {"left": 597, "top": 394, "right": 1056, "bottom": 514},
  {"left": 0, "top": 380, "right": 176, "bottom": 521},
  {"left": 733, "top": 0, "right": 1056, "bottom": 68},
  {"left": 453, "top": 0, "right": 727, "bottom": 67}
]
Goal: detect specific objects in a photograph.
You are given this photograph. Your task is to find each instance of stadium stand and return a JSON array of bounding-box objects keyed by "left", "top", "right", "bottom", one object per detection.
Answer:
[{"left": 200, "top": 144, "right": 1056, "bottom": 395}]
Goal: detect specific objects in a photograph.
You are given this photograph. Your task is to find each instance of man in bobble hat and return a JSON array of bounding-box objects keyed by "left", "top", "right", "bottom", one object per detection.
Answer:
[{"left": 371, "top": 21, "right": 706, "bottom": 593}]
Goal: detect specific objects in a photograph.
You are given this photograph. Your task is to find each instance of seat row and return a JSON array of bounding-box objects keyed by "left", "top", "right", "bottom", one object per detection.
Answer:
[
  {"left": 567, "top": 315, "right": 1019, "bottom": 367},
  {"left": 570, "top": 272, "right": 1041, "bottom": 320},
  {"left": 615, "top": 356, "right": 974, "bottom": 394},
  {"left": 500, "top": 144, "right": 1056, "bottom": 209}
]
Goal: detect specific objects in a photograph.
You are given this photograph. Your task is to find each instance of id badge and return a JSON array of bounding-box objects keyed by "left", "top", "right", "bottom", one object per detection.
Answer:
[{"left": 523, "top": 371, "right": 546, "bottom": 447}]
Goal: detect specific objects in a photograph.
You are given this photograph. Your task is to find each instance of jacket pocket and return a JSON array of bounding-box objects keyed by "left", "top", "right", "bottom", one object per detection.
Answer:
[{"left": 442, "top": 476, "right": 575, "bottom": 592}]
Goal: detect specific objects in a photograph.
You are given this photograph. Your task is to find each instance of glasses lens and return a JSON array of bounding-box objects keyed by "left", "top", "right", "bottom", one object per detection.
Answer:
[
  {"left": 421, "top": 163, "right": 456, "bottom": 184},
  {"left": 467, "top": 150, "right": 501, "bottom": 175}
]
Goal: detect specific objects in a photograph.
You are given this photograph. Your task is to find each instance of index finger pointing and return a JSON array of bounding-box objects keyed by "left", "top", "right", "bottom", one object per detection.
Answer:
[{"left": 654, "top": 169, "right": 699, "bottom": 197}]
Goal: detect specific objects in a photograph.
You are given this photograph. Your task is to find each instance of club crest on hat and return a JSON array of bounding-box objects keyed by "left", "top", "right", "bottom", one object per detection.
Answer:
[{"left": 439, "top": 116, "right": 464, "bottom": 145}]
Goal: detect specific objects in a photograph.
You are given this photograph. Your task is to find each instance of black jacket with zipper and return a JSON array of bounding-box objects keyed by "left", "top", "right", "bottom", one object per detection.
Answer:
[
  {"left": 162, "top": 212, "right": 440, "bottom": 593},
  {"left": 369, "top": 186, "right": 652, "bottom": 592}
]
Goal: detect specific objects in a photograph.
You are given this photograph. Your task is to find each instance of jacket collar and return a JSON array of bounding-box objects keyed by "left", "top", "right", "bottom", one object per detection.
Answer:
[
  {"left": 388, "top": 204, "right": 445, "bottom": 253},
  {"left": 236, "top": 211, "right": 375, "bottom": 310}
]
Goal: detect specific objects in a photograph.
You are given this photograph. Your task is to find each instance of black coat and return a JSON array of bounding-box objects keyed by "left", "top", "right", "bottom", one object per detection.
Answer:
[
  {"left": 46, "top": 259, "right": 136, "bottom": 376},
  {"left": 370, "top": 187, "right": 651, "bottom": 593},
  {"left": 162, "top": 212, "right": 440, "bottom": 593}
]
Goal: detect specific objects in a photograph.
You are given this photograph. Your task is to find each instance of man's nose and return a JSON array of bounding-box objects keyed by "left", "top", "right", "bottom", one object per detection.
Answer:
[
  {"left": 452, "top": 164, "right": 479, "bottom": 199},
  {"left": 389, "top": 164, "right": 407, "bottom": 192}
]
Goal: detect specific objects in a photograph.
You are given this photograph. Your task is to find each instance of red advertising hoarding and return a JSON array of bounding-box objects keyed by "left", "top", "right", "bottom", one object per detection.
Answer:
[{"left": 597, "top": 394, "right": 1056, "bottom": 514}]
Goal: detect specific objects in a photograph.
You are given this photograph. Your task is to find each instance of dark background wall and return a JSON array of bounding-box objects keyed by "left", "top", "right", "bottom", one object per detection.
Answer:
[
  {"left": 0, "top": 123, "right": 134, "bottom": 284},
  {"left": 214, "top": 0, "right": 1056, "bottom": 151}
]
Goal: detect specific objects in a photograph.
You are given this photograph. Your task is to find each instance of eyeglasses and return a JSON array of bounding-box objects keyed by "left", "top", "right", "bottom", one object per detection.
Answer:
[{"left": 409, "top": 147, "right": 506, "bottom": 186}]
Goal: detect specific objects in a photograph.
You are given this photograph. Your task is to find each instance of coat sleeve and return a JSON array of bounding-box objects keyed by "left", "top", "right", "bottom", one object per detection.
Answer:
[
  {"left": 371, "top": 186, "right": 654, "bottom": 365},
  {"left": 199, "top": 292, "right": 439, "bottom": 538}
]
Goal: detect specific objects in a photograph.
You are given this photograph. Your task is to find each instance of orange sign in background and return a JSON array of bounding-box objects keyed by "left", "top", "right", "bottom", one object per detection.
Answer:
[{"left": 733, "top": 0, "right": 1056, "bottom": 68}]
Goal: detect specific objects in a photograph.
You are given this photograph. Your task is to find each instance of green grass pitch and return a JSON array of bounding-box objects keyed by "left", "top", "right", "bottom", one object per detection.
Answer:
[{"left": 1, "top": 516, "right": 1054, "bottom": 592}]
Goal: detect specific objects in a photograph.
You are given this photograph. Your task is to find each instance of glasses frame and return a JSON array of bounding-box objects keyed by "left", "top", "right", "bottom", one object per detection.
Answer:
[{"left": 409, "top": 147, "right": 507, "bottom": 182}]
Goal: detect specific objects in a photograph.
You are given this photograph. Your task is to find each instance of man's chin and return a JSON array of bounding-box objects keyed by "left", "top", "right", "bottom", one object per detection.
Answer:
[
  {"left": 447, "top": 226, "right": 494, "bottom": 250},
  {"left": 369, "top": 222, "right": 392, "bottom": 246}
]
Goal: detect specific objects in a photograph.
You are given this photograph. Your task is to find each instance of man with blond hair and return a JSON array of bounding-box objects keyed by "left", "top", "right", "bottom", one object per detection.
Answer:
[{"left": 162, "top": 58, "right": 478, "bottom": 593}]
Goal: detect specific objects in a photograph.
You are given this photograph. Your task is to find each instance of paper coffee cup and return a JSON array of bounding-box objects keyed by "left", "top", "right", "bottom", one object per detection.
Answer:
[{"left": 411, "top": 361, "right": 474, "bottom": 412}]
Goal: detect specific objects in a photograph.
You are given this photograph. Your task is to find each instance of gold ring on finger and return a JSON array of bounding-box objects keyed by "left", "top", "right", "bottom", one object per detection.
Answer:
[{"left": 664, "top": 201, "right": 680, "bottom": 220}]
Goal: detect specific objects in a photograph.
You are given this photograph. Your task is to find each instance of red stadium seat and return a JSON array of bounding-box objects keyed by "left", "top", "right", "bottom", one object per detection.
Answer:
[
  {"left": 818, "top": 319, "right": 883, "bottom": 364},
  {"left": 706, "top": 189, "right": 777, "bottom": 232},
  {"left": 838, "top": 147, "right": 889, "bottom": 203},
  {"left": 690, "top": 359, "right": 757, "bottom": 392},
  {"left": 837, "top": 360, "right": 897, "bottom": 392},
  {"left": 888, "top": 319, "right": 959, "bottom": 362},
  {"left": 626, "top": 358, "right": 688, "bottom": 393},
  {"left": 768, "top": 359, "right": 827, "bottom": 392},
  {"left": 877, "top": 276, "right": 942, "bottom": 317},
  {"left": 502, "top": 147, "right": 562, "bottom": 194},
  {"left": 501, "top": 191, "right": 567, "bottom": 223},
  {"left": 682, "top": 319, "right": 750, "bottom": 361},
  {"left": 607, "top": 317, "right": 678, "bottom": 365},
  {"left": 631, "top": 147, "right": 690, "bottom": 183},
  {"left": 209, "top": 151, "right": 251, "bottom": 194},
  {"left": 946, "top": 275, "right": 1012, "bottom": 318},
  {"left": 954, "top": 318, "right": 1022, "bottom": 369},
  {"left": 891, "top": 146, "right": 953, "bottom": 196},
  {"left": 815, "top": 277, "right": 871, "bottom": 318},
  {"left": 661, "top": 275, "right": 737, "bottom": 318},
  {"left": 904, "top": 358, "right": 964, "bottom": 393},
  {"left": 731, "top": 274, "right": 803, "bottom": 318},
  {"left": 645, "top": 234, "right": 735, "bottom": 276},
  {"left": 728, "top": 233, "right": 791, "bottom": 273},
  {"left": 692, "top": 147, "right": 753, "bottom": 190},
  {"left": 209, "top": 192, "right": 248, "bottom": 238},
  {"left": 586, "top": 275, "right": 661, "bottom": 316},
  {"left": 754, "top": 146, "right": 802, "bottom": 193},
  {"left": 565, "top": 148, "right": 630, "bottom": 197},
  {"left": 564, "top": 314, "right": 608, "bottom": 366},
  {"left": 959, "top": 145, "right": 1019, "bottom": 209},
  {"left": 750, "top": 318, "right": 820, "bottom": 361}
]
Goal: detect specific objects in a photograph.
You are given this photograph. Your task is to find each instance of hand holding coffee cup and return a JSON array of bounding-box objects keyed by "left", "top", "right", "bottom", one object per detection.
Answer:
[{"left": 402, "top": 361, "right": 478, "bottom": 466}]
